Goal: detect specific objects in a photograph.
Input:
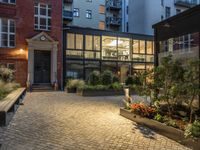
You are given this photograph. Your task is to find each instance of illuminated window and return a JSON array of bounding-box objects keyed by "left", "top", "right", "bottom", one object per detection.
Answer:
[
  {"left": 76, "top": 34, "right": 83, "bottom": 49},
  {"left": 146, "top": 41, "right": 153, "bottom": 54},
  {"left": 67, "top": 33, "right": 75, "bottom": 49},
  {"left": 118, "top": 38, "right": 130, "bottom": 61},
  {"left": 102, "top": 36, "right": 117, "bottom": 60}
]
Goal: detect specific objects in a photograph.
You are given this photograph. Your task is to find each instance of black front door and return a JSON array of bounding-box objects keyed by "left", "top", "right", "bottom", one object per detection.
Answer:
[{"left": 34, "top": 50, "right": 51, "bottom": 83}]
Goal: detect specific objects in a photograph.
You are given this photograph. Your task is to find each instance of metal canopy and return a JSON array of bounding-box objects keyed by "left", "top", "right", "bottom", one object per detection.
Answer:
[{"left": 153, "top": 5, "right": 200, "bottom": 41}]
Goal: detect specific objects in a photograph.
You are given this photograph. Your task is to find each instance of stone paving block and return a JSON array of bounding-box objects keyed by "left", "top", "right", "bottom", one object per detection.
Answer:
[{"left": 0, "top": 92, "right": 191, "bottom": 150}]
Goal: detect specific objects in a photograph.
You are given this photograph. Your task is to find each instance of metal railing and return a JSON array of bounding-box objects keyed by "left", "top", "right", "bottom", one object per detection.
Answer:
[
  {"left": 63, "top": 10, "right": 73, "bottom": 20},
  {"left": 106, "top": 17, "right": 121, "bottom": 26},
  {"left": 106, "top": 0, "right": 122, "bottom": 9},
  {"left": 174, "top": 0, "right": 198, "bottom": 7}
]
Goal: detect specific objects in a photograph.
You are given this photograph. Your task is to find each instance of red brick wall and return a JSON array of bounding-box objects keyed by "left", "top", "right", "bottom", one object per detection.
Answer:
[{"left": 0, "top": 0, "right": 63, "bottom": 87}]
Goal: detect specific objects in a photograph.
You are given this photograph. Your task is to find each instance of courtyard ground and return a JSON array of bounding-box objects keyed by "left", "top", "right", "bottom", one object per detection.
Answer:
[{"left": 0, "top": 92, "right": 191, "bottom": 150}]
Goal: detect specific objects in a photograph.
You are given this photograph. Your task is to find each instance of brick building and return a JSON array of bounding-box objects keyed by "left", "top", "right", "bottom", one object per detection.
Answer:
[{"left": 0, "top": 0, "right": 63, "bottom": 88}]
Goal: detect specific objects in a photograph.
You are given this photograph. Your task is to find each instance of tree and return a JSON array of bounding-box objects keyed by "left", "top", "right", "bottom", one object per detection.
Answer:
[
  {"left": 183, "top": 60, "right": 200, "bottom": 123},
  {"left": 155, "top": 55, "right": 185, "bottom": 116}
]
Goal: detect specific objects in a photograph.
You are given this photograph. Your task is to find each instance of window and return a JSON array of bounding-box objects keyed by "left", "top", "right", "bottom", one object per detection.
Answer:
[
  {"left": 161, "top": 0, "right": 164, "bottom": 7},
  {"left": 86, "top": 10, "right": 92, "bottom": 19},
  {"left": 165, "top": 7, "right": 171, "bottom": 18},
  {"left": 0, "top": 0, "right": 15, "bottom": 4},
  {"left": 146, "top": 41, "right": 153, "bottom": 54},
  {"left": 34, "top": 3, "right": 51, "bottom": 31},
  {"left": 99, "top": 5, "right": 105, "bottom": 14},
  {"left": 85, "top": 35, "right": 100, "bottom": 59},
  {"left": 86, "top": 0, "right": 92, "bottom": 2},
  {"left": 126, "top": 6, "right": 128, "bottom": 14},
  {"left": 73, "top": 8, "right": 79, "bottom": 17},
  {"left": 102, "top": 36, "right": 117, "bottom": 60},
  {"left": 99, "top": 21, "right": 105, "bottom": 30},
  {"left": 118, "top": 38, "right": 130, "bottom": 61},
  {"left": 0, "top": 18, "right": 15, "bottom": 48},
  {"left": 85, "top": 35, "right": 93, "bottom": 50},
  {"left": 67, "top": 33, "right": 75, "bottom": 49}
]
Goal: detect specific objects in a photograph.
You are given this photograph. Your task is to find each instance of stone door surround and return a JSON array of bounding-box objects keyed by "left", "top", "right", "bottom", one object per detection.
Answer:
[{"left": 26, "top": 32, "right": 58, "bottom": 85}]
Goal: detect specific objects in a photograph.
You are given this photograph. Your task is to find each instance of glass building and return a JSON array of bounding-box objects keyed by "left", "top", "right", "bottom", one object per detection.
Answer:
[
  {"left": 153, "top": 5, "right": 200, "bottom": 66},
  {"left": 63, "top": 27, "right": 154, "bottom": 82}
]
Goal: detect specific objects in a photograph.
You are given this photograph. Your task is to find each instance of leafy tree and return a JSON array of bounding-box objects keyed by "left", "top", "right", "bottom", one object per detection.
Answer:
[
  {"left": 183, "top": 60, "right": 200, "bottom": 123},
  {"left": 155, "top": 55, "right": 185, "bottom": 116}
]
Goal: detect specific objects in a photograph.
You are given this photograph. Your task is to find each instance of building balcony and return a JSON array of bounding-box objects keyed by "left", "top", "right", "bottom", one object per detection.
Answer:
[
  {"left": 63, "top": 10, "right": 73, "bottom": 21},
  {"left": 106, "top": 17, "right": 121, "bottom": 26},
  {"left": 64, "top": 0, "right": 73, "bottom": 3},
  {"left": 158, "top": 46, "right": 199, "bottom": 64},
  {"left": 174, "top": 0, "right": 198, "bottom": 8},
  {"left": 106, "top": 0, "right": 122, "bottom": 10}
]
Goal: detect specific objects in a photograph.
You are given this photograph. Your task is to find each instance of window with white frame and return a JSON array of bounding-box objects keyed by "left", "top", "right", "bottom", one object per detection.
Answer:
[
  {"left": 0, "top": 18, "right": 15, "bottom": 48},
  {"left": 34, "top": 3, "right": 51, "bottom": 31},
  {"left": 86, "top": 10, "right": 92, "bottom": 19},
  {"left": 0, "top": 0, "right": 15, "bottom": 4},
  {"left": 73, "top": 8, "right": 79, "bottom": 17}
]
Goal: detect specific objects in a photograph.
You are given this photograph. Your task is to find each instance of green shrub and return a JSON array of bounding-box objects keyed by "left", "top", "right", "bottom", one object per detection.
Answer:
[
  {"left": 110, "top": 82, "right": 123, "bottom": 90},
  {"left": 88, "top": 71, "right": 100, "bottom": 85},
  {"left": 0, "top": 80, "right": 20, "bottom": 100},
  {"left": 185, "top": 120, "right": 200, "bottom": 138},
  {"left": 101, "top": 70, "right": 113, "bottom": 85},
  {"left": 83, "top": 85, "right": 109, "bottom": 90},
  {"left": 154, "top": 114, "right": 164, "bottom": 123},
  {"left": 66, "top": 79, "right": 85, "bottom": 89},
  {"left": 76, "top": 80, "right": 85, "bottom": 90},
  {"left": 166, "top": 119, "right": 178, "bottom": 128},
  {"left": 125, "top": 76, "right": 134, "bottom": 86},
  {"left": 0, "top": 66, "right": 14, "bottom": 82},
  {"left": 113, "top": 75, "right": 120, "bottom": 83}
]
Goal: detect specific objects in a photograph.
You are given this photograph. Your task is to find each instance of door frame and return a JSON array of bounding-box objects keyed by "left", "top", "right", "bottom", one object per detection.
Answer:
[{"left": 26, "top": 32, "right": 58, "bottom": 86}]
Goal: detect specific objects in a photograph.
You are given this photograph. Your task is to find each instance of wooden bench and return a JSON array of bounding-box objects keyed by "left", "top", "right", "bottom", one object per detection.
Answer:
[{"left": 0, "top": 88, "right": 26, "bottom": 126}]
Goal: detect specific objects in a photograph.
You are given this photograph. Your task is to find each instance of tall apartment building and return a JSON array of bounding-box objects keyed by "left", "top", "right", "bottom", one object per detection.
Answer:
[
  {"left": 129, "top": 0, "right": 200, "bottom": 35},
  {"left": 63, "top": 0, "right": 128, "bottom": 32}
]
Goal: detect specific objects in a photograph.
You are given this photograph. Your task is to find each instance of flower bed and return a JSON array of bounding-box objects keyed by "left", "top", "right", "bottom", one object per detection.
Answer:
[{"left": 120, "top": 108, "right": 200, "bottom": 150}]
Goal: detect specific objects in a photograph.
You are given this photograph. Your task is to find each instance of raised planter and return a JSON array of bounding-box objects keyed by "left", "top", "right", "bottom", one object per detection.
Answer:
[
  {"left": 77, "top": 89, "right": 128, "bottom": 97},
  {"left": 77, "top": 89, "right": 124, "bottom": 96},
  {"left": 0, "top": 88, "right": 26, "bottom": 126},
  {"left": 66, "top": 88, "right": 76, "bottom": 93},
  {"left": 120, "top": 108, "right": 200, "bottom": 150}
]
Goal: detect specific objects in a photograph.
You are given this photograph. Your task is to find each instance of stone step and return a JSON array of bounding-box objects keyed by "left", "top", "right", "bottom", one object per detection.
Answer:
[{"left": 31, "top": 84, "right": 54, "bottom": 92}]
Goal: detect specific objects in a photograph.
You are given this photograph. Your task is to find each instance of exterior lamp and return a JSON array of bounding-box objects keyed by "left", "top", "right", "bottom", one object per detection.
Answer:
[{"left": 163, "top": 23, "right": 170, "bottom": 28}]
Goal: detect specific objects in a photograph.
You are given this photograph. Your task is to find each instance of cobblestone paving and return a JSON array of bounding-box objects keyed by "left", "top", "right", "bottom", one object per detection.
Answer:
[{"left": 0, "top": 92, "right": 191, "bottom": 150}]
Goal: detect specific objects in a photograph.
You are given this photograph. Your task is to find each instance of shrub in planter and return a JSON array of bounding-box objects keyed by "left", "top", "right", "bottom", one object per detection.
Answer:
[
  {"left": 66, "top": 79, "right": 85, "bottom": 92},
  {"left": 125, "top": 76, "right": 134, "bottom": 86},
  {"left": 0, "top": 80, "right": 20, "bottom": 100},
  {"left": 0, "top": 66, "right": 14, "bottom": 82},
  {"left": 110, "top": 82, "right": 123, "bottom": 90},
  {"left": 130, "top": 103, "right": 156, "bottom": 118},
  {"left": 101, "top": 70, "right": 113, "bottom": 85},
  {"left": 113, "top": 75, "right": 120, "bottom": 83},
  {"left": 88, "top": 71, "right": 100, "bottom": 86},
  {"left": 185, "top": 120, "right": 200, "bottom": 138},
  {"left": 83, "top": 84, "right": 109, "bottom": 90}
]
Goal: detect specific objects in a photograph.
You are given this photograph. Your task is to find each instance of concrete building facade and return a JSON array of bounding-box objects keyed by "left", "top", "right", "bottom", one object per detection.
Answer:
[
  {"left": 63, "top": 0, "right": 128, "bottom": 32},
  {"left": 129, "top": 0, "right": 200, "bottom": 35}
]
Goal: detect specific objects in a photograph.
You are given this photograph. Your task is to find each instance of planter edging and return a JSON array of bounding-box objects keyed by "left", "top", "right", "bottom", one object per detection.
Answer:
[
  {"left": 77, "top": 89, "right": 135, "bottom": 97},
  {"left": 120, "top": 108, "right": 200, "bottom": 150}
]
